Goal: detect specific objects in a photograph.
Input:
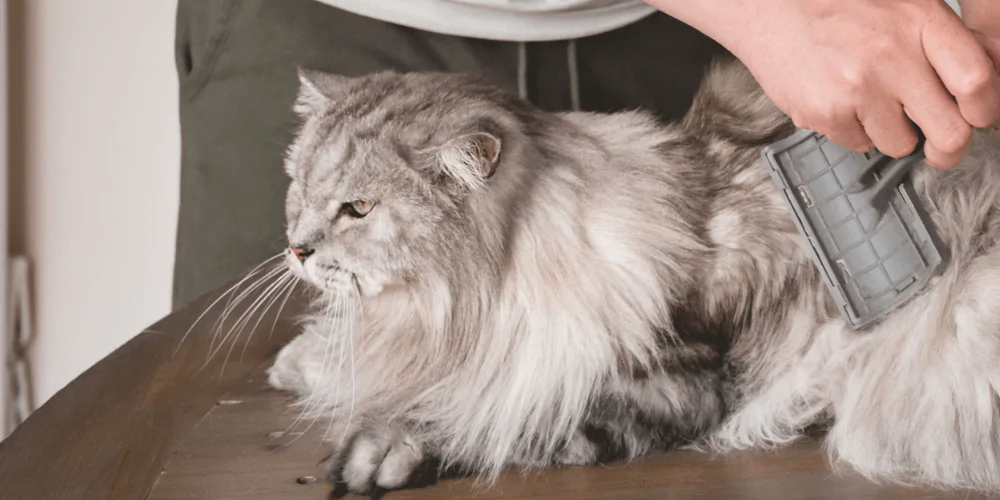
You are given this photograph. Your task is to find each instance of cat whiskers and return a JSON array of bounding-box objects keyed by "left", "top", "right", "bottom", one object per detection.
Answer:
[
  {"left": 328, "top": 292, "right": 352, "bottom": 439},
  {"left": 280, "top": 291, "right": 347, "bottom": 447},
  {"left": 174, "top": 253, "right": 285, "bottom": 357},
  {"left": 204, "top": 266, "right": 286, "bottom": 358},
  {"left": 329, "top": 290, "right": 359, "bottom": 448},
  {"left": 219, "top": 270, "right": 301, "bottom": 378},
  {"left": 206, "top": 265, "right": 291, "bottom": 373},
  {"left": 269, "top": 274, "right": 301, "bottom": 339},
  {"left": 209, "top": 259, "right": 289, "bottom": 343},
  {"left": 278, "top": 289, "right": 363, "bottom": 449}
]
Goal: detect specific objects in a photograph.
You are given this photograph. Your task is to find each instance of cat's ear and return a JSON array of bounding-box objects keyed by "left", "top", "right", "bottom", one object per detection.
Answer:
[
  {"left": 293, "top": 68, "right": 349, "bottom": 116},
  {"left": 437, "top": 132, "right": 502, "bottom": 191}
]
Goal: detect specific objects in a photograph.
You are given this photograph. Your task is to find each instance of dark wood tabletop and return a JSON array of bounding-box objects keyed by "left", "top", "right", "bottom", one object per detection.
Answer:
[{"left": 0, "top": 280, "right": 988, "bottom": 500}]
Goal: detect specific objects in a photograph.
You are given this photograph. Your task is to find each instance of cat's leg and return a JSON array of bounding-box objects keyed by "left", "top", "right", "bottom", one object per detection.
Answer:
[
  {"left": 267, "top": 301, "right": 354, "bottom": 396},
  {"left": 267, "top": 328, "right": 333, "bottom": 396},
  {"left": 320, "top": 368, "right": 727, "bottom": 495},
  {"left": 551, "top": 368, "right": 729, "bottom": 466},
  {"left": 325, "top": 419, "right": 461, "bottom": 497}
]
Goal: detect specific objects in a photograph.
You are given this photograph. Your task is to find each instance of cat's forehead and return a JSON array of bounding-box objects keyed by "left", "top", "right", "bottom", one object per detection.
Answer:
[
  {"left": 296, "top": 128, "right": 407, "bottom": 201},
  {"left": 288, "top": 70, "right": 509, "bottom": 197}
]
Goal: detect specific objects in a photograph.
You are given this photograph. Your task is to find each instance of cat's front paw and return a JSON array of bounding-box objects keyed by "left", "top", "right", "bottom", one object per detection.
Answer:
[
  {"left": 267, "top": 332, "right": 328, "bottom": 395},
  {"left": 328, "top": 427, "right": 443, "bottom": 498}
]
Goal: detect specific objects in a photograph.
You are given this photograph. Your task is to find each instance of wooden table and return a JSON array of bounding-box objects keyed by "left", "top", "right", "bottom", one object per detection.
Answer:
[{"left": 0, "top": 281, "right": 987, "bottom": 500}]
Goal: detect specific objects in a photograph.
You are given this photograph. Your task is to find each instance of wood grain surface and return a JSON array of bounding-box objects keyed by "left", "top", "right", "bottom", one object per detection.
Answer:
[
  {"left": 0, "top": 281, "right": 990, "bottom": 500},
  {"left": 0, "top": 277, "right": 307, "bottom": 500}
]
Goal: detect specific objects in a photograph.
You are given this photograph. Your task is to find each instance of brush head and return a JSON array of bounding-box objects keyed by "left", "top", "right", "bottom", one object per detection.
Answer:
[{"left": 761, "top": 128, "right": 949, "bottom": 330}]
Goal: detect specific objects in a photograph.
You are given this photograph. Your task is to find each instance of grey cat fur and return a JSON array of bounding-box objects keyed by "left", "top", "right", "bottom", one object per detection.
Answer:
[{"left": 267, "top": 57, "right": 1000, "bottom": 495}]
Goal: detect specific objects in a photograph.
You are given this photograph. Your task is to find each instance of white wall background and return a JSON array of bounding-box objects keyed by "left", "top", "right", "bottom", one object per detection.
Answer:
[{"left": 12, "top": 0, "right": 180, "bottom": 406}]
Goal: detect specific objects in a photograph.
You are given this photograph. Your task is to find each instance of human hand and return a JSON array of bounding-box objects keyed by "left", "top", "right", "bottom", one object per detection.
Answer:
[{"left": 647, "top": 0, "right": 1000, "bottom": 168}]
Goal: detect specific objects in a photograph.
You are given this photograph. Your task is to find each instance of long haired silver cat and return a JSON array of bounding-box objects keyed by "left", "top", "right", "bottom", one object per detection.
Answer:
[{"left": 265, "top": 56, "right": 1000, "bottom": 495}]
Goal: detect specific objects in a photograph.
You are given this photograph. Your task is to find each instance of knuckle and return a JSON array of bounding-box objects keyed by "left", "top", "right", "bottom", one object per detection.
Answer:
[
  {"left": 793, "top": 110, "right": 829, "bottom": 133},
  {"left": 837, "top": 67, "right": 867, "bottom": 94},
  {"left": 810, "top": 100, "right": 835, "bottom": 121},
  {"left": 790, "top": 112, "right": 811, "bottom": 130},
  {"left": 954, "top": 66, "right": 994, "bottom": 98},
  {"left": 870, "top": 34, "right": 896, "bottom": 56},
  {"left": 819, "top": 101, "right": 853, "bottom": 128}
]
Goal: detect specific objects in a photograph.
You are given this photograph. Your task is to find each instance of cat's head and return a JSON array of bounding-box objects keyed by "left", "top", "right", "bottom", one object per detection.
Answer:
[{"left": 282, "top": 69, "right": 522, "bottom": 297}]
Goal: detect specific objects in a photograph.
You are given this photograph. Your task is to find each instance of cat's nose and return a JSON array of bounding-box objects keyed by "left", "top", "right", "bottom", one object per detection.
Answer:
[{"left": 290, "top": 246, "right": 315, "bottom": 262}]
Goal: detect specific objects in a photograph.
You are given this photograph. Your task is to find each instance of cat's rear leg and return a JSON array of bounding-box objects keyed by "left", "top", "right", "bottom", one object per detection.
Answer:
[{"left": 551, "top": 367, "right": 729, "bottom": 467}]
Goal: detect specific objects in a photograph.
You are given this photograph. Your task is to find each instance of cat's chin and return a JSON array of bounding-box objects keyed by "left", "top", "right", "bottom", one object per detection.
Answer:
[
  {"left": 310, "top": 272, "right": 392, "bottom": 298},
  {"left": 315, "top": 274, "right": 359, "bottom": 297}
]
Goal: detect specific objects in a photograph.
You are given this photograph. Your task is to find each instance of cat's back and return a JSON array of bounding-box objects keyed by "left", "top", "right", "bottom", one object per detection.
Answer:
[{"left": 554, "top": 108, "right": 703, "bottom": 194}]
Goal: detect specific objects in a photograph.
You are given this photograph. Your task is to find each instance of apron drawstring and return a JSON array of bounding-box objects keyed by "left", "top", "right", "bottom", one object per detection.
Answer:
[{"left": 567, "top": 38, "right": 581, "bottom": 111}]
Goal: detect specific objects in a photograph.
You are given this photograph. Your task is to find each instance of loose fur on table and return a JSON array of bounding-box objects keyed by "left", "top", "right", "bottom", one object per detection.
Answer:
[{"left": 262, "top": 56, "right": 1000, "bottom": 495}]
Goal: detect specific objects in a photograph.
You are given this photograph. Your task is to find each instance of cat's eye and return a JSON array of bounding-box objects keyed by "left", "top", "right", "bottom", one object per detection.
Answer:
[{"left": 343, "top": 200, "right": 375, "bottom": 218}]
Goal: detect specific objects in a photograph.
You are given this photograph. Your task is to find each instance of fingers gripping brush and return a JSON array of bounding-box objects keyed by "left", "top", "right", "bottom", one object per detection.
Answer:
[{"left": 761, "top": 128, "right": 950, "bottom": 330}]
